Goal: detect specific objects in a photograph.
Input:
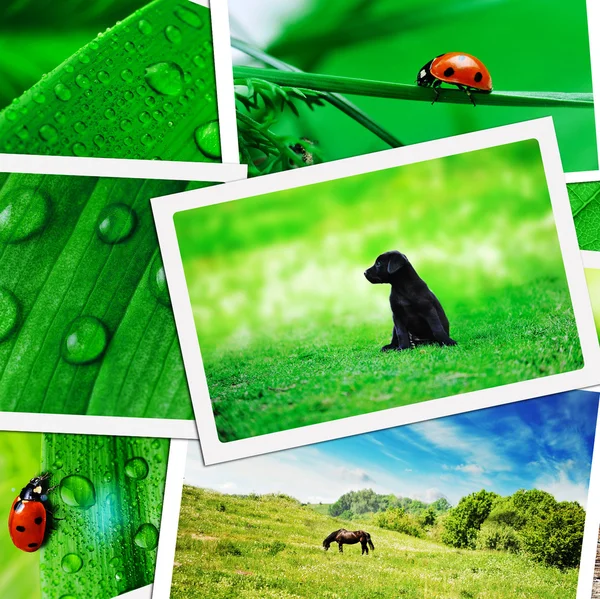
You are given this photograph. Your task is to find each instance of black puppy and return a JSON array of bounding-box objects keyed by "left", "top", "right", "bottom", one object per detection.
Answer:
[{"left": 364, "top": 251, "right": 456, "bottom": 352}]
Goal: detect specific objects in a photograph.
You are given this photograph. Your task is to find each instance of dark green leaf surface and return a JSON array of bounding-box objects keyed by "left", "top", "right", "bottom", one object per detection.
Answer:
[
  {"left": 0, "top": 0, "right": 222, "bottom": 162},
  {"left": 568, "top": 181, "right": 600, "bottom": 251},
  {"left": 40, "top": 433, "right": 169, "bottom": 598},
  {"left": 0, "top": 173, "right": 198, "bottom": 418}
]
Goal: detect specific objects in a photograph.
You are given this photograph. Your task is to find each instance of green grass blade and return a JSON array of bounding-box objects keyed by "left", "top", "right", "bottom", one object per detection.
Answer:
[
  {"left": 233, "top": 66, "right": 594, "bottom": 108},
  {"left": 0, "top": 0, "right": 222, "bottom": 162},
  {"left": 40, "top": 434, "right": 169, "bottom": 598},
  {"left": 0, "top": 174, "right": 201, "bottom": 418},
  {"left": 232, "top": 38, "right": 404, "bottom": 148}
]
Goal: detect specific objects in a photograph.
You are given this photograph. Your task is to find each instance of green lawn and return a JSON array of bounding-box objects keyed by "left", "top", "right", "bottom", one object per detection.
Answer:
[
  {"left": 209, "top": 278, "right": 582, "bottom": 441},
  {"left": 171, "top": 487, "right": 578, "bottom": 599}
]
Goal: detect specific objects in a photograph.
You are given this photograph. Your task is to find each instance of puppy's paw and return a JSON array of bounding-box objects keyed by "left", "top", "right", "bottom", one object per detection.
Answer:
[
  {"left": 444, "top": 338, "right": 457, "bottom": 346},
  {"left": 381, "top": 344, "right": 398, "bottom": 352}
]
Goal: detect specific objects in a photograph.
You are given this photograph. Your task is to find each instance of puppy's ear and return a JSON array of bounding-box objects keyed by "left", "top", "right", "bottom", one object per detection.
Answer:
[{"left": 387, "top": 253, "right": 407, "bottom": 274}]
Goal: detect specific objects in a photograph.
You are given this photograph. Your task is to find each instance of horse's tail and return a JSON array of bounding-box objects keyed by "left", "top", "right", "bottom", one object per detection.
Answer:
[
  {"left": 366, "top": 532, "right": 375, "bottom": 551},
  {"left": 323, "top": 528, "right": 343, "bottom": 548}
]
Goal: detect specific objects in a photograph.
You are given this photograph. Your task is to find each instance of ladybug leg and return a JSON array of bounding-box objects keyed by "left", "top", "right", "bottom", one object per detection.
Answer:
[
  {"left": 458, "top": 85, "right": 477, "bottom": 107},
  {"left": 431, "top": 80, "right": 441, "bottom": 105}
]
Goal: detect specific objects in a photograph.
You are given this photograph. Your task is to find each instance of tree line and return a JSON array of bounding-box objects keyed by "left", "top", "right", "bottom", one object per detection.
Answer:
[{"left": 327, "top": 488, "right": 585, "bottom": 570}]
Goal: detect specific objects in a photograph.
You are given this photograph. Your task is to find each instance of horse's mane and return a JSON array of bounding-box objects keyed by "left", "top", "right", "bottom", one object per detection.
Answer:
[{"left": 323, "top": 528, "right": 346, "bottom": 545}]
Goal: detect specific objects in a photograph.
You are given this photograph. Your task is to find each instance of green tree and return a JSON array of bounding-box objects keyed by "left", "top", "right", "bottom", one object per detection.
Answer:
[{"left": 442, "top": 490, "right": 500, "bottom": 549}]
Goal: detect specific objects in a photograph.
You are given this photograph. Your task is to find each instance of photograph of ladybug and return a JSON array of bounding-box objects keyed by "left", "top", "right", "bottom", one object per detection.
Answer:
[
  {"left": 8, "top": 473, "right": 53, "bottom": 553},
  {"left": 417, "top": 52, "right": 493, "bottom": 106}
]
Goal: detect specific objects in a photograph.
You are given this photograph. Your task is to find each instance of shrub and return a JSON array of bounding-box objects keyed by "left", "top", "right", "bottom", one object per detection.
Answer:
[
  {"left": 476, "top": 522, "right": 521, "bottom": 553},
  {"left": 375, "top": 508, "right": 424, "bottom": 538},
  {"left": 442, "top": 490, "right": 500, "bottom": 549},
  {"left": 519, "top": 501, "right": 586, "bottom": 569}
]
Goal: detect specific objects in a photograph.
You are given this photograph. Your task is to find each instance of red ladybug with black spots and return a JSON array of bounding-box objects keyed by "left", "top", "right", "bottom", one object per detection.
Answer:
[
  {"left": 417, "top": 52, "right": 492, "bottom": 106},
  {"left": 8, "top": 473, "right": 52, "bottom": 552}
]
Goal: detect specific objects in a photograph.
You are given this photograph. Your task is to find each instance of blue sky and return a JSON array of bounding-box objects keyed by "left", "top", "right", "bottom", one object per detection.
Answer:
[{"left": 185, "top": 390, "right": 598, "bottom": 507}]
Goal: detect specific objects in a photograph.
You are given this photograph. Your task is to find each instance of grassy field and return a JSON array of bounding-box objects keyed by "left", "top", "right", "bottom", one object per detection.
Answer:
[
  {"left": 171, "top": 487, "right": 578, "bottom": 599},
  {"left": 209, "top": 278, "right": 581, "bottom": 440}
]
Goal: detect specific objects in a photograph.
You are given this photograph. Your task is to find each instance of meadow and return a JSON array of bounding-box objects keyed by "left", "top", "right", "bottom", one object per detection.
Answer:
[
  {"left": 171, "top": 487, "right": 579, "bottom": 599},
  {"left": 175, "top": 141, "right": 583, "bottom": 441}
]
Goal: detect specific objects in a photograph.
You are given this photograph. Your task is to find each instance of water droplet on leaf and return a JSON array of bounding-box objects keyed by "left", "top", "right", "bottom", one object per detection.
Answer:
[
  {"left": 39, "top": 124, "right": 58, "bottom": 144},
  {"left": 138, "top": 19, "right": 153, "bottom": 35},
  {"left": 194, "top": 121, "right": 221, "bottom": 159},
  {"left": 59, "top": 474, "right": 96, "bottom": 509},
  {"left": 164, "top": 25, "right": 182, "bottom": 44},
  {"left": 148, "top": 253, "right": 171, "bottom": 306},
  {"left": 96, "top": 203, "right": 137, "bottom": 244},
  {"left": 54, "top": 83, "right": 72, "bottom": 102},
  {"left": 0, "top": 287, "right": 19, "bottom": 341},
  {"left": 144, "top": 62, "right": 183, "bottom": 96},
  {"left": 125, "top": 457, "right": 149, "bottom": 480},
  {"left": 175, "top": 5, "right": 204, "bottom": 28},
  {"left": 0, "top": 187, "right": 50, "bottom": 243},
  {"left": 61, "top": 553, "right": 83, "bottom": 573},
  {"left": 61, "top": 316, "right": 108, "bottom": 365},
  {"left": 134, "top": 523, "right": 158, "bottom": 550}
]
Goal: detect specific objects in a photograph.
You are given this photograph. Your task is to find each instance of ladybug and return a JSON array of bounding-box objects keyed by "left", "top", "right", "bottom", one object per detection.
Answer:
[
  {"left": 416, "top": 52, "right": 492, "bottom": 106},
  {"left": 8, "top": 473, "right": 52, "bottom": 552}
]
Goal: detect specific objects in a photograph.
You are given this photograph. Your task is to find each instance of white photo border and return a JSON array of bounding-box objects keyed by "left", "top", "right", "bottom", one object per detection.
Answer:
[
  {"left": 152, "top": 117, "right": 600, "bottom": 465},
  {"left": 152, "top": 440, "right": 189, "bottom": 599}
]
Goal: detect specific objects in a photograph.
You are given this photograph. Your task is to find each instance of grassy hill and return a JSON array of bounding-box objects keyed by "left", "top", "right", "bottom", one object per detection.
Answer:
[
  {"left": 171, "top": 486, "right": 578, "bottom": 599},
  {"left": 307, "top": 503, "right": 331, "bottom": 515}
]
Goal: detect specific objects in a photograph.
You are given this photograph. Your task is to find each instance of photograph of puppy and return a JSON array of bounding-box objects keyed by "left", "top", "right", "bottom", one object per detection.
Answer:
[{"left": 364, "top": 251, "right": 456, "bottom": 351}]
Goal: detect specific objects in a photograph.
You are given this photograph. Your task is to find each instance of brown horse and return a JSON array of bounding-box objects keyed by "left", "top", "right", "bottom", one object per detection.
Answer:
[{"left": 323, "top": 528, "right": 375, "bottom": 555}]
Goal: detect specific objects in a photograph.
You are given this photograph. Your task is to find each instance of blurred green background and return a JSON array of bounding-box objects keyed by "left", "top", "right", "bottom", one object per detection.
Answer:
[
  {"left": 231, "top": 0, "right": 597, "bottom": 172},
  {"left": 175, "top": 139, "right": 583, "bottom": 441},
  {"left": 586, "top": 268, "right": 600, "bottom": 334},
  {"left": 0, "top": 432, "right": 41, "bottom": 599},
  {"left": 0, "top": 0, "right": 146, "bottom": 109}
]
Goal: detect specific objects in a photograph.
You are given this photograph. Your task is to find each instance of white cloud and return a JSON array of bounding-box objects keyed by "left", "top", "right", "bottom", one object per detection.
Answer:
[
  {"left": 337, "top": 467, "right": 375, "bottom": 484},
  {"left": 455, "top": 464, "right": 485, "bottom": 476}
]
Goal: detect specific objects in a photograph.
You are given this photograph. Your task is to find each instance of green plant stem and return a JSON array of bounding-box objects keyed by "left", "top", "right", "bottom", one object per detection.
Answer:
[
  {"left": 233, "top": 66, "right": 594, "bottom": 108},
  {"left": 232, "top": 37, "right": 403, "bottom": 147}
]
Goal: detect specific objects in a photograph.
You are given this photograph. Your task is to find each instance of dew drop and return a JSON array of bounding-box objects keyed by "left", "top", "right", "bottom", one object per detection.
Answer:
[
  {"left": 16, "top": 127, "right": 30, "bottom": 141},
  {"left": 141, "top": 133, "right": 154, "bottom": 146},
  {"left": 120, "top": 119, "right": 133, "bottom": 132},
  {"left": 53, "top": 460, "right": 64, "bottom": 470},
  {"left": 94, "top": 134, "right": 106, "bottom": 148},
  {"left": 78, "top": 53, "right": 91, "bottom": 65},
  {"left": 54, "top": 83, "right": 72, "bottom": 102},
  {"left": 109, "top": 556, "right": 122, "bottom": 568},
  {"left": 194, "top": 121, "right": 221, "bottom": 160},
  {"left": 61, "top": 553, "right": 83, "bottom": 573},
  {"left": 148, "top": 253, "right": 171, "bottom": 306},
  {"left": 39, "top": 124, "right": 58, "bottom": 144},
  {"left": 72, "top": 142, "right": 88, "bottom": 157},
  {"left": 105, "top": 108, "right": 116, "bottom": 120},
  {"left": 138, "top": 19, "right": 153, "bottom": 35},
  {"left": 0, "top": 287, "right": 19, "bottom": 342},
  {"left": 33, "top": 92, "right": 46, "bottom": 104},
  {"left": 121, "top": 69, "right": 134, "bottom": 83},
  {"left": 134, "top": 523, "right": 159, "bottom": 550},
  {"left": 98, "top": 70, "right": 110, "bottom": 83},
  {"left": 96, "top": 203, "right": 137, "bottom": 244},
  {"left": 0, "top": 187, "right": 50, "bottom": 243},
  {"left": 175, "top": 5, "right": 204, "bottom": 28},
  {"left": 73, "top": 121, "right": 87, "bottom": 134},
  {"left": 115, "top": 571, "right": 125, "bottom": 581},
  {"left": 193, "top": 55, "right": 206, "bottom": 68},
  {"left": 138, "top": 111, "right": 151, "bottom": 124},
  {"left": 75, "top": 74, "right": 91, "bottom": 89},
  {"left": 59, "top": 474, "right": 96, "bottom": 509},
  {"left": 61, "top": 316, "right": 108, "bottom": 365},
  {"left": 144, "top": 62, "right": 183, "bottom": 96},
  {"left": 54, "top": 111, "right": 66, "bottom": 124},
  {"left": 124, "top": 41, "right": 136, "bottom": 53},
  {"left": 125, "top": 457, "right": 149, "bottom": 480},
  {"left": 164, "top": 25, "right": 182, "bottom": 44}
]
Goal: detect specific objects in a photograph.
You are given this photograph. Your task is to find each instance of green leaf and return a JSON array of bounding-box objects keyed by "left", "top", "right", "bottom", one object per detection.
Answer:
[
  {"left": 233, "top": 66, "right": 594, "bottom": 108},
  {"left": 568, "top": 181, "right": 600, "bottom": 251},
  {"left": 0, "top": 0, "right": 222, "bottom": 163},
  {"left": 0, "top": 173, "right": 201, "bottom": 419},
  {"left": 40, "top": 433, "right": 169, "bottom": 598}
]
